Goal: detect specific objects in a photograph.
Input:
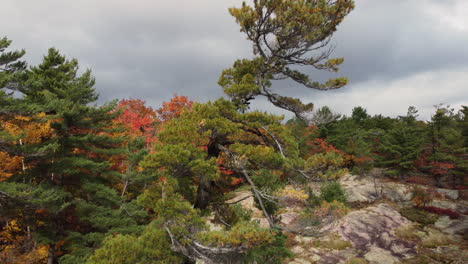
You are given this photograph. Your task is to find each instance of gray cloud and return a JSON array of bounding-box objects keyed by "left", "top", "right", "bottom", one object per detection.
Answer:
[{"left": 2, "top": 0, "right": 467, "bottom": 118}]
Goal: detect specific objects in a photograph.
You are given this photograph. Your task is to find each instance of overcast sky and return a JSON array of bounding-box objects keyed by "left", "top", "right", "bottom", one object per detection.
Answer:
[{"left": 2, "top": 0, "right": 467, "bottom": 120}]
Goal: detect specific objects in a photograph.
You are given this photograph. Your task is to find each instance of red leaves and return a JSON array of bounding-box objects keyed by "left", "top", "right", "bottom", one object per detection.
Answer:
[
  {"left": 116, "top": 98, "right": 157, "bottom": 131},
  {"left": 429, "top": 161, "right": 454, "bottom": 176},
  {"left": 406, "top": 175, "right": 432, "bottom": 185},
  {"left": 416, "top": 149, "right": 456, "bottom": 177},
  {"left": 307, "top": 138, "right": 344, "bottom": 156},
  {"left": 115, "top": 98, "right": 158, "bottom": 145},
  {"left": 421, "top": 206, "right": 461, "bottom": 219},
  {"left": 230, "top": 177, "right": 243, "bottom": 186}
]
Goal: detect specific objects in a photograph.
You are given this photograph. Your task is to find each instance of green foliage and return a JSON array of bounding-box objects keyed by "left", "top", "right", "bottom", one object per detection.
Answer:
[
  {"left": 305, "top": 151, "right": 347, "bottom": 180},
  {"left": 308, "top": 105, "right": 342, "bottom": 125},
  {"left": 394, "top": 224, "right": 420, "bottom": 241},
  {"left": 120, "top": 136, "right": 151, "bottom": 197},
  {"left": 410, "top": 185, "right": 433, "bottom": 207},
  {"left": 0, "top": 48, "right": 146, "bottom": 263},
  {"left": 351, "top": 106, "right": 370, "bottom": 124},
  {"left": 4, "top": 0, "right": 466, "bottom": 260},
  {"left": 254, "top": 191, "right": 279, "bottom": 216},
  {"left": 137, "top": 177, "right": 205, "bottom": 230},
  {"left": 320, "top": 181, "right": 346, "bottom": 203},
  {"left": 312, "top": 233, "right": 352, "bottom": 250},
  {"left": 421, "top": 230, "right": 454, "bottom": 248},
  {"left": 242, "top": 231, "right": 292, "bottom": 264},
  {"left": 0, "top": 36, "right": 26, "bottom": 90},
  {"left": 86, "top": 220, "right": 184, "bottom": 264},
  {"left": 346, "top": 257, "right": 369, "bottom": 264},
  {"left": 306, "top": 187, "right": 322, "bottom": 208},
  {"left": 423, "top": 105, "right": 466, "bottom": 186},
  {"left": 320, "top": 117, "right": 376, "bottom": 171},
  {"left": 221, "top": 0, "right": 354, "bottom": 118},
  {"left": 214, "top": 204, "right": 252, "bottom": 227},
  {"left": 399, "top": 207, "right": 438, "bottom": 226},
  {"left": 378, "top": 126, "right": 424, "bottom": 174}
]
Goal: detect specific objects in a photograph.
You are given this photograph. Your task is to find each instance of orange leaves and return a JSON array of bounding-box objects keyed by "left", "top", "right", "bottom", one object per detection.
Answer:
[
  {"left": 116, "top": 99, "right": 158, "bottom": 133},
  {"left": 230, "top": 177, "right": 243, "bottom": 186},
  {"left": 0, "top": 220, "right": 49, "bottom": 264},
  {"left": 307, "top": 138, "right": 344, "bottom": 156},
  {"left": 429, "top": 161, "right": 455, "bottom": 176},
  {"left": 156, "top": 95, "right": 193, "bottom": 123},
  {"left": 0, "top": 113, "right": 53, "bottom": 180},
  {"left": 114, "top": 98, "right": 158, "bottom": 145},
  {"left": 1, "top": 113, "right": 53, "bottom": 144},
  {"left": 0, "top": 152, "right": 22, "bottom": 181}
]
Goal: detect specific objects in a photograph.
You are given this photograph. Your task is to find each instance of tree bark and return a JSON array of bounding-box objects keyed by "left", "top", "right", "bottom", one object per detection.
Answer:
[
  {"left": 47, "top": 243, "right": 55, "bottom": 264},
  {"left": 121, "top": 179, "right": 129, "bottom": 197},
  {"left": 194, "top": 175, "right": 211, "bottom": 209}
]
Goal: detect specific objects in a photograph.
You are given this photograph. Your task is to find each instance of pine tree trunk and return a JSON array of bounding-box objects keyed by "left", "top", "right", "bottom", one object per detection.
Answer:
[
  {"left": 194, "top": 176, "right": 210, "bottom": 209},
  {"left": 47, "top": 243, "right": 55, "bottom": 264}
]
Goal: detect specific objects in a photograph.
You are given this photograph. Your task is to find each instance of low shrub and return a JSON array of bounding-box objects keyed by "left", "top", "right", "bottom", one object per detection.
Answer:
[
  {"left": 304, "top": 151, "right": 348, "bottom": 180},
  {"left": 411, "top": 186, "right": 432, "bottom": 207},
  {"left": 295, "top": 212, "right": 321, "bottom": 229},
  {"left": 313, "top": 200, "right": 348, "bottom": 219},
  {"left": 394, "top": 224, "right": 420, "bottom": 241},
  {"left": 312, "top": 233, "right": 352, "bottom": 250},
  {"left": 214, "top": 204, "right": 252, "bottom": 227},
  {"left": 243, "top": 231, "right": 293, "bottom": 264},
  {"left": 411, "top": 185, "right": 442, "bottom": 208},
  {"left": 320, "top": 181, "right": 346, "bottom": 203},
  {"left": 305, "top": 187, "right": 321, "bottom": 208},
  {"left": 345, "top": 257, "right": 369, "bottom": 264},
  {"left": 421, "top": 230, "right": 454, "bottom": 248},
  {"left": 400, "top": 255, "right": 431, "bottom": 264},
  {"left": 275, "top": 186, "right": 308, "bottom": 207},
  {"left": 294, "top": 200, "right": 348, "bottom": 232},
  {"left": 421, "top": 206, "right": 460, "bottom": 219},
  {"left": 399, "top": 207, "right": 438, "bottom": 225}
]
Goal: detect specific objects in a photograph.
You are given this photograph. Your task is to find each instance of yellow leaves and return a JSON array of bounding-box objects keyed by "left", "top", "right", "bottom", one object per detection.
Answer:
[
  {"left": 135, "top": 166, "right": 144, "bottom": 173},
  {"left": 0, "top": 151, "right": 22, "bottom": 181},
  {"left": 0, "top": 219, "right": 49, "bottom": 264},
  {"left": 13, "top": 115, "right": 31, "bottom": 121},
  {"left": 312, "top": 200, "right": 348, "bottom": 219},
  {"left": 275, "top": 185, "right": 308, "bottom": 206},
  {"left": 1, "top": 244, "right": 49, "bottom": 264},
  {"left": 1, "top": 113, "right": 53, "bottom": 144},
  {"left": 0, "top": 113, "right": 53, "bottom": 180}
]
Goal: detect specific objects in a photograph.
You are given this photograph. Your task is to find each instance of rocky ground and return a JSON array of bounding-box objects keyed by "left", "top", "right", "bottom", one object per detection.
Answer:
[{"left": 222, "top": 173, "right": 468, "bottom": 264}]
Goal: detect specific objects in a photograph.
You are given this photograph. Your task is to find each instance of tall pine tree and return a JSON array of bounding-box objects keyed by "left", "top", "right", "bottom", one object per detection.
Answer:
[{"left": 1, "top": 48, "right": 147, "bottom": 264}]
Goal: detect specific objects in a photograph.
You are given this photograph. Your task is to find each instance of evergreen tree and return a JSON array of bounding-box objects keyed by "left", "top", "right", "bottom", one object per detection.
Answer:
[
  {"left": 1, "top": 48, "right": 147, "bottom": 263},
  {"left": 306, "top": 105, "right": 341, "bottom": 126},
  {"left": 219, "top": 0, "right": 354, "bottom": 119},
  {"left": 321, "top": 116, "right": 374, "bottom": 171},
  {"left": 422, "top": 105, "right": 462, "bottom": 187},
  {"left": 0, "top": 37, "right": 26, "bottom": 100},
  {"left": 351, "top": 106, "right": 369, "bottom": 124},
  {"left": 377, "top": 107, "right": 425, "bottom": 177},
  {"left": 454, "top": 106, "right": 468, "bottom": 187}
]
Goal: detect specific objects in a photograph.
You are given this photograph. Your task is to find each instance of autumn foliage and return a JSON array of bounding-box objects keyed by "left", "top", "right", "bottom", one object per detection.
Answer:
[
  {"left": 114, "top": 98, "right": 158, "bottom": 144},
  {"left": 156, "top": 95, "right": 193, "bottom": 123},
  {"left": 0, "top": 113, "right": 53, "bottom": 181}
]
